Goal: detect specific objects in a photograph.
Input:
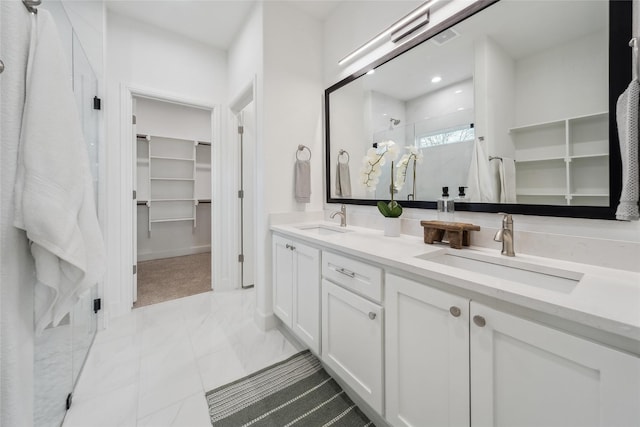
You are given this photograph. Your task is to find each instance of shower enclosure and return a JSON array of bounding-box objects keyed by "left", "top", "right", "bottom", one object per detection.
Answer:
[{"left": 33, "top": 3, "right": 101, "bottom": 426}]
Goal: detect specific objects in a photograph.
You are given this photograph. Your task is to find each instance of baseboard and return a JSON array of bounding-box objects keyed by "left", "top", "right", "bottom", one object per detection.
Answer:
[
  {"left": 253, "top": 308, "right": 277, "bottom": 331},
  {"left": 137, "top": 245, "right": 211, "bottom": 262}
]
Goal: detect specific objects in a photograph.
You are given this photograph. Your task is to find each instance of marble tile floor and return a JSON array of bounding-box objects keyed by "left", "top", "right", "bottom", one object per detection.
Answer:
[{"left": 62, "top": 289, "right": 300, "bottom": 427}]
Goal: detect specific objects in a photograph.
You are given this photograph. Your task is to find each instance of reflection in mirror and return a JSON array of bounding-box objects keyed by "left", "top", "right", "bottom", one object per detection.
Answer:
[{"left": 327, "top": 0, "right": 621, "bottom": 213}]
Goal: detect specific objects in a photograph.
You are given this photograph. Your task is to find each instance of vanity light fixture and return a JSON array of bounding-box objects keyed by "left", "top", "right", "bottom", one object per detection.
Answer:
[
  {"left": 431, "top": 76, "right": 442, "bottom": 83},
  {"left": 338, "top": 0, "right": 441, "bottom": 66}
]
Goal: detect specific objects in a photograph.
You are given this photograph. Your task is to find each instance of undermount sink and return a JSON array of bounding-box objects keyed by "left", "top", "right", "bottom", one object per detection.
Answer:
[
  {"left": 296, "top": 224, "right": 353, "bottom": 236},
  {"left": 415, "top": 251, "right": 583, "bottom": 294}
]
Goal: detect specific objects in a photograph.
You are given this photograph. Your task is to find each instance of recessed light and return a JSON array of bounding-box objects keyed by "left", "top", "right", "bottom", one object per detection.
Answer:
[
  {"left": 457, "top": 107, "right": 465, "bottom": 111},
  {"left": 454, "top": 89, "right": 463, "bottom": 94},
  {"left": 431, "top": 76, "right": 442, "bottom": 83},
  {"left": 366, "top": 69, "right": 375, "bottom": 75},
  {"left": 383, "top": 113, "right": 388, "bottom": 116}
]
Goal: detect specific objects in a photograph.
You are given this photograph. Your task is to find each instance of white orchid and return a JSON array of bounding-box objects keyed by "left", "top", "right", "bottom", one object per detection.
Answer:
[
  {"left": 394, "top": 146, "right": 423, "bottom": 191},
  {"left": 359, "top": 140, "right": 398, "bottom": 192}
]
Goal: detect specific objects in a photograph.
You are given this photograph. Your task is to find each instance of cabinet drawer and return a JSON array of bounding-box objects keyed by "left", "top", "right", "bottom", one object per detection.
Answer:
[{"left": 322, "top": 251, "right": 383, "bottom": 303}]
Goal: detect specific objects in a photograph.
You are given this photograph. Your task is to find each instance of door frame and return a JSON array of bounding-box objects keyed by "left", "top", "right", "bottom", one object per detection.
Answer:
[{"left": 118, "top": 84, "right": 220, "bottom": 314}]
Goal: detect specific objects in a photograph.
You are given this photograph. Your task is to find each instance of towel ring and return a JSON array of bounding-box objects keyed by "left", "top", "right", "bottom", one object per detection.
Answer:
[
  {"left": 337, "top": 149, "right": 350, "bottom": 164},
  {"left": 296, "top": 145, "right": 311, "bottom": 161}
]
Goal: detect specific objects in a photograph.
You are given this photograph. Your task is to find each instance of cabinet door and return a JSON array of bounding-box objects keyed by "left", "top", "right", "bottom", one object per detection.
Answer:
[
  {"left": 272, "top": 235, "right": 293, "bottom": 328},
  {"left": 470, "top": 302, "right": 640, "bottom": 427},
  {"left": 292, "top": 243, "right": 321, "bottom": 354},
  {"left": 322, "top": 279, "right": 383, "bottom": 414},
  {"left": 385, "top": 274, "right": 470, "bottom": 427}
]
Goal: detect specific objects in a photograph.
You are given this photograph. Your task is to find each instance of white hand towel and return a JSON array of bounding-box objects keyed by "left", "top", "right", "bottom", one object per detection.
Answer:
[
  {"left": 295, "top": 159, "right": 311, "bottom": 203},
  {"left": 466, "top": 138, "right": 495, "bottom": 202},
  {"left": 615, "top": 80, "right": 640, "bottom": 221},
  {"left": 13, "top": 10, "right": 106, "bottom": 334},
  {"left": 499, "top": 157, "right": 517, "bottom": 203},
  {"left": 335, "top": 162, "right": 352, "bottom": 197}
]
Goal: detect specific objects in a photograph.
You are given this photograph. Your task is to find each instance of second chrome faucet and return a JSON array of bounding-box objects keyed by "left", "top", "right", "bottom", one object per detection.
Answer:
[
  {"left": 494, "top": 213, "right": 515, "bottom": 256},
  {"left": 330, "top": 204, "right": 347, "bottom": 227}
]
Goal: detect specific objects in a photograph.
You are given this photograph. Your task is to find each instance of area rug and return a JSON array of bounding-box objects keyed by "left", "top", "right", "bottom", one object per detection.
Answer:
[{"left": 205, "top": 350, "right": 374, "bottom": 427}]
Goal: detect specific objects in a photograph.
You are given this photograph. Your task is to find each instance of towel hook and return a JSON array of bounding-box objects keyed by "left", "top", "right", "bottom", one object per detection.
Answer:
[
  {"left": 296, "top": 144, "right": 311, "bottom": 161},
  {"left": 338, "top": 149, "right": 350, "bottom": 164},
  {"left": 630, "top": 37, "right": 638, "bottom": 80}
]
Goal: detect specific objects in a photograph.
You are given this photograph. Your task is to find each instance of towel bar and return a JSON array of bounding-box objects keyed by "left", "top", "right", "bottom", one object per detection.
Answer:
[{"left": 296, "top": 145, "right": 311, "bottom": 161}]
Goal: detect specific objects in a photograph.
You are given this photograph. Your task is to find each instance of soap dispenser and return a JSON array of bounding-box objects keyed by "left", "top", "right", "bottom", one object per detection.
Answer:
[
  {"left": 455, "top": 186, "right": 469, "bottom": 203},
  {"left": 437, "top": 187, "right": 455, "bottom": 222}
]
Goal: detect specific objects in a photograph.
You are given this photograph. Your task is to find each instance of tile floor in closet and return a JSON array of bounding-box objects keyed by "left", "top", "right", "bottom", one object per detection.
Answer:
[{"left": 62, "top": 289, "right": 299, "bottom": 426}]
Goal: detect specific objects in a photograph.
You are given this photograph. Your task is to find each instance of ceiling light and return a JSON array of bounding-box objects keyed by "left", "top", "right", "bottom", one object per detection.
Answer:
[
  {"left": 454, "top": 89, "right": 463, "bottom": 94},
  {"left": 457, "top": 107, "right": 465, "bottom": 111},
  {"left": 431, "top": 76, "right": 442, "bottom": 83},
  {"left": 338, "top": 0, "right": 440, "bottom": 66}
]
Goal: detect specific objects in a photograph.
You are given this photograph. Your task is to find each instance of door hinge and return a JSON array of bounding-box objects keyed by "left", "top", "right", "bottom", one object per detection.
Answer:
[
  {"left": 93, "top": 96, "right": 102, "bottom": 110},
  {"left": 133, "top": 265, "right": 137, "bottom": 275},
  {"left": 133, "top": 190, "right": 137, "bottom": 200},
  {"left": 238, "top": 190, "right": 244, "bottom": 199},
  {"left": 132, "top": 114, "right": 137, "bottom": 125},
  {"left": 66, "top": 393, "right": 73, "bottom": 410},
  {"left": 238, "top": 254, "right": 244, "bottom": 263},
  {"left": 238, "top": 126, "right": 244, "bottom": 135},
  {"left": 93, "top": 298, "right": 101, "bottom": 314}
]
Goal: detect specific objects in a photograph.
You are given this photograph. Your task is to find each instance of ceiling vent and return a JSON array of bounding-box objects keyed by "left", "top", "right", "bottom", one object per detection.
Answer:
[{"left": 431, "top": 28, "right": 459, "bottom": 46}]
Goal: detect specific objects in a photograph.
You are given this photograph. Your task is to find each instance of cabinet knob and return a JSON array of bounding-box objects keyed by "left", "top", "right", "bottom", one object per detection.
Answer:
[
  {"left": 368, "top": 312, "right": 376, "bottom": 320},
  {"left": 449, "top": 306, "right": 461, "bottom": 317},
  {"left": 473, "top": 315, "right": 486, "bottom": 327},
  {"left": 285, "top": 243, "right": 295, "bottom": 251}
]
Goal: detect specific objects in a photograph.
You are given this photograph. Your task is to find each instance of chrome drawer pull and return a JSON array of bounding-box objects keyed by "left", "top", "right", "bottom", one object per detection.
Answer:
[{"left": 336, "top": 267, "right": 355, "bottom": 278}]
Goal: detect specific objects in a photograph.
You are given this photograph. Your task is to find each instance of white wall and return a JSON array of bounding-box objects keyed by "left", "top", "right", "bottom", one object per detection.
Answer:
[
  {"left": 259, "top": 1, "right": 324, "bottom": 327},
  {"left": 105, "top": 11, "right": 227, "bottom": 318},
  {"left": 323, "top": 0, "right": 640, "bottom": 271}
]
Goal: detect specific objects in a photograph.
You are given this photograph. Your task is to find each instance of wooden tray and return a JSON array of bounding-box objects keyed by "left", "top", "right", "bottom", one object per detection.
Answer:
[{"left": 420, "top": 220, "right": 480, "bottom": 249}]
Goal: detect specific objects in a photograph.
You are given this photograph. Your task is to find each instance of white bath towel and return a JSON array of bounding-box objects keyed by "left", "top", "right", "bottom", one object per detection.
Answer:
[
  {"left": 615, "top": 80, "right": 640, "bottom": 221},
  {"left": 499, "top": 157, "right": 517, "bottom": 203},
  {"left": 13, "top": 10, "right": 105, "bottom": 333},
  {"left": 295, "top": 159, "right": 311, "bottom": 203},
  {"left": 335, "top": 162, "right": 352, "bottom": 197},
  {"left": 466, "top": 138, "right": 495, "bottom": 202}
]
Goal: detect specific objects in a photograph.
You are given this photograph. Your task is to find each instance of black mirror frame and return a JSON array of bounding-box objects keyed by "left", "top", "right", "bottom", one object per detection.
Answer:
[{"left": 325, "top": 0, "right": 631, "bottom": 220}]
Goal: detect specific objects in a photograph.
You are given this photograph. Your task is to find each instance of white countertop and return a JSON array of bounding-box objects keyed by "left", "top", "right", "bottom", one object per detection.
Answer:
[{"left": 271, "top": 222, "right": 640, "bottom": 343}]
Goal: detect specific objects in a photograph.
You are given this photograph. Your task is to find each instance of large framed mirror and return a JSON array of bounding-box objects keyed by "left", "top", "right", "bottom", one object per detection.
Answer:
[{"left": 325, "top": 0, "right": 631, "bottom": 219}]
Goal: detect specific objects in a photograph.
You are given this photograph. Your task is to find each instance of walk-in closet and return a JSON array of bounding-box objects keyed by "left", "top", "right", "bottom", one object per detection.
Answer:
[{"left": 134, "top": 97, "right": 212, "bottom": 307}]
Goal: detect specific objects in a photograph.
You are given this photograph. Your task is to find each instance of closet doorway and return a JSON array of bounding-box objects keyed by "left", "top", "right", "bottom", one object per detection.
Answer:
[{"left": 132, "top": 97, "right": 213, "bottom": 307}]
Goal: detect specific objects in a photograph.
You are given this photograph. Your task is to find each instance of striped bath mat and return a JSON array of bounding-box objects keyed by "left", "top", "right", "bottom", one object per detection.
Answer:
[{"left": 205, "top": 350, "right": 374, "bottom": 426}]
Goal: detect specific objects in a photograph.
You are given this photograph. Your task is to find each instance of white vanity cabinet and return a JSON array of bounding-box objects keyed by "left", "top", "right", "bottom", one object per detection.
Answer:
[
  {"left": 470, "top": 302, "right": 640, "bottom": 427},
  {"left": 272, "top": 234, "right": 321, "bottom": 353},
  {"left": 385, "top": 273, "right": 470, "bottom": 427},
  {"left": 321, "top": 252, "right": 384, "bottom": 414}
]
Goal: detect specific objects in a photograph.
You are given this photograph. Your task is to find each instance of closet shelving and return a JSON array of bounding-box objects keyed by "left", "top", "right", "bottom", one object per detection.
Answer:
[
  {"left": 136, "top": 134, "right": 211, "bottom": 233},
  {"left": 509, "top": 111, "right": 609, "bottom": 206}
]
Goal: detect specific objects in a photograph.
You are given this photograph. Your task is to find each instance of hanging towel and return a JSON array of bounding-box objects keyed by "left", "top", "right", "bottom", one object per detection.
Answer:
[
  {"left": 499, "top": 157, "right": 517, "bottom": 203},
  {"left": 466, "top": 138, "right": 495, "bottom": 202},
  {"left": 13, "top": 10, "right": 106, "bottom": 334},
  {"left": 615, "top": 80, "right": 640, "bottom": 221},
  {"left": 335, "top": 162, "right": 352, "bottom": 197},
  {"left": 295, "top": 159, "right": 311, "bottom": 203}
]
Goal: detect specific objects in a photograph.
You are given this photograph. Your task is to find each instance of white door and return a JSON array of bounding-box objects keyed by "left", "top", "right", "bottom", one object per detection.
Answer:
[
  {"left": 385, "top": 274, "right": 470, "bottom": 427},
  {"left": 292, "top": 242, "right": 320, "bottom": 354},
  {"left": 470, "top": 302, "right": 640, "bottom": 427},
  {"left": 272, "top": 235, "right": 293, "bottom": 328},
  {"left": 322, "top": 279, "right": 383, "bottom": 413},
  {"left": 131, "top": 98, "right": 138, "bottom": 303}
]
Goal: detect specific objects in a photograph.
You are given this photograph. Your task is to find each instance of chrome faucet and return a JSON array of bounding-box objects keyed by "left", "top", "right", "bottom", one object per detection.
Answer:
[
  {"left": 330, "top": 204, "right": 347, "bottom": 227},
  {"left": 494, "top": 213, "right": 515, "bottom": 256}
]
